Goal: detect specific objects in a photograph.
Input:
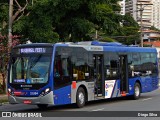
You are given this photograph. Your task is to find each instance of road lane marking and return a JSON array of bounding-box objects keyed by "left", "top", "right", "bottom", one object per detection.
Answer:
[
  {"left": 142, "top": 98, "right": 152, "bottom": 101},
  {"left": 92, "top": 108, "right": 104, "bottom": 111}
]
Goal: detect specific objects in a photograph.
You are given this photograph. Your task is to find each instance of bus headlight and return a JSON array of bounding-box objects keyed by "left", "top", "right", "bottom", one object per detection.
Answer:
[
  {"left": 8, "top": 88, "right": 11, "bottom": 93},
  {"left": 8, "top": 88, "right": 14, "bottom": 95},
  {"left": 40, "top": 88, "right": 51, "bottom": 96},
  {"left": 45, "top": 88, "right": 50, "bottom": 93}
]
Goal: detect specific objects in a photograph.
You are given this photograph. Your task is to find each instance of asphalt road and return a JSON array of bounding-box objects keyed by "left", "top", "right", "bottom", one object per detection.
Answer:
[{"left": 0, "top": 88, "right": 160, "bottom": 119}]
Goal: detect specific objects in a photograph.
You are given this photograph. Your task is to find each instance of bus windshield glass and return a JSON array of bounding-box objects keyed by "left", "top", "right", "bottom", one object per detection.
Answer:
[{"left": 10, "top": 55, "right": 51, "bottom": 84}]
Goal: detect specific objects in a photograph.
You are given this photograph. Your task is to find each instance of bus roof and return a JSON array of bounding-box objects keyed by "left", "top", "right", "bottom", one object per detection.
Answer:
[
  {"left": 13, "top": 41, "right": 157, "bottom": 53},
  {"left": 14, "top": 43, "right": 53, "bottom": 48}
]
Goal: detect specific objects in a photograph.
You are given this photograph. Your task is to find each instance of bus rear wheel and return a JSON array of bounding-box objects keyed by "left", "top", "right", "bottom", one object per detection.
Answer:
[
  {"left": 37, "top": 104, "right": 48, "bottom": 109},
  {"left": 132, "top": 82, "right": 141, "bottom": 100},
  {"left": 76, "top": 87, "right": 86, "bottom": 108}
]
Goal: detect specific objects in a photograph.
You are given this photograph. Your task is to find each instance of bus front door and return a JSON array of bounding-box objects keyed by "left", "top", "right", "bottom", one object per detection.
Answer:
[
  {"left": 93, "top": 55, "right": 105, "bottom": 97},
  {"left": 119, "top": 55, "right": 129, "bottom": 94}
]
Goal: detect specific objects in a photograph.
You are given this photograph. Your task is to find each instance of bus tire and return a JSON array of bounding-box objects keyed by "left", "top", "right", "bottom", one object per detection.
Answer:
[
  {"left": 132, "top": 82, "right": 141, "bottom": 100},
  {"left": 76, "top": 87, "right": 86, "bottom": 108},
  {"left": 37, "top": 104, "right": 48, "bottom": 109}
]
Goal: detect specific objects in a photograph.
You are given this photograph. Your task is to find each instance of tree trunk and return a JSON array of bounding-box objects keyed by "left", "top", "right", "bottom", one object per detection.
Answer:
[
  {"left": 8, "top": 0, "right": 13, "bottom": 48},
  {"left": 2, "top": 73, "right": 6, "bottom": 92}
]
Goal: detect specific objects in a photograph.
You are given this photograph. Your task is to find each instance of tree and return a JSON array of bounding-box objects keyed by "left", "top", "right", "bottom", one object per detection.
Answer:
[
  {"left": 0, "top": 35, "right": 19, "bottom": 92},
  {"left": 0, "top": 0, "right": 9, "bottom": 35},
  {"left": 11, "top": 0, "right": 128, "bottom": 43},
  {"left": 0, "top": 0, "right": 30, "bottom": 45},
  {"left": 150, "top": 26, "right": 160, "bottom": 31},
  {"left": 110, "top": 14, "right": 140, "bottom": 45},
  {"left": 1, "top": 0, "right": 139, "bottom": 44}
]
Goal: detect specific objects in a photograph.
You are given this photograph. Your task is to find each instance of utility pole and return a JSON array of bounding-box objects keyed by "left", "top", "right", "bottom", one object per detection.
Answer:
[
  {"left": 137, "top": 2, "right": 153, "bottom": 47},
  {"left": 8, "top": 0, "right": 13, "bottom": 48},
  {"left": 139, "top": 4, "right": 144, "bottom": 47},
  {"left": 95, "top": 30, "right": 98, "bottom": 39}
]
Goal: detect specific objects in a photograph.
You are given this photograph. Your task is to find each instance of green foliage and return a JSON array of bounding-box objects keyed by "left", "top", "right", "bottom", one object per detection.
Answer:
[
  {"left": 111, "top": 13, "right": 140, "bottom": 45},
  {"left": 0, "top": 99, "right": 8, "bottom": 103},
  {"left": 101, "top": 37, "right": 116, "bottom": 42},
  {"left": 0, "top": 0, "right": 139, "bottom": 44},
  {"left": 0, "top": 2, "right": 8, "bottom": 34},
  {"left": 150, "top": 26, "right": 160, "bottom": 31}
]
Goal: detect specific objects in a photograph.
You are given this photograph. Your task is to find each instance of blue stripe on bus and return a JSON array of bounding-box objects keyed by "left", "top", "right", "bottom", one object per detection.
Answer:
[
  {"left": 103, "top": 46, "right": 157, "bottom": 53},
  {"left": 54, "top": 85, "right": 71, "bottom": 105}
]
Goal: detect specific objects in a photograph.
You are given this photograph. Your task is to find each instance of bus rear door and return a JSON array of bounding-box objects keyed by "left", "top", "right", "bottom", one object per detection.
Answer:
[{"left": 119, "top": 55, "right": 129, "bottom": 95}]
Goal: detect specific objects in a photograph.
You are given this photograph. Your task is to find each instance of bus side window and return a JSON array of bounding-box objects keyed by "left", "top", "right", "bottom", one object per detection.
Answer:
[
  {"left": 71, "top": 48, "right": 94, "bottom": 81},
  {"left": 110, "top": 60, "right": 119, "bottom": 79},
  {"left": 105, "top": 52, "right": 119, "bottom": 80}
]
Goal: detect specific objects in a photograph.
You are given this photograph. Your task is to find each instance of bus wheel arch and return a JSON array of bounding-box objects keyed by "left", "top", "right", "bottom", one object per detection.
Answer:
[
  {"left": 132, "top": 80, "right": 141, "bottom": 100},
  {"left": 76, "top": 85, "right": 88, "bottom": 108},
  {"left": 135, "top": 80, "right": 141, "bottom": 91}
]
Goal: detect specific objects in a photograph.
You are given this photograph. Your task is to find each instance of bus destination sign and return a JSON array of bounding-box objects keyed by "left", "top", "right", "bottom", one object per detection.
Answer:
[{"left": 20, "top": 48, "right": 46, "bottom": 54}]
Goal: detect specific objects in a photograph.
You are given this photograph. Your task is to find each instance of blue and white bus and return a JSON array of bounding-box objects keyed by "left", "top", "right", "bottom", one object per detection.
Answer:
[{"left": 7, "top": 41, "right": 159, "bottom": 108}]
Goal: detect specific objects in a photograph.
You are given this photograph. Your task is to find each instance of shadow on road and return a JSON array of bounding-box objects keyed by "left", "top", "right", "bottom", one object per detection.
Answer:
[{"left": 17, "top": 94, "right": 153, "bottom": 112}]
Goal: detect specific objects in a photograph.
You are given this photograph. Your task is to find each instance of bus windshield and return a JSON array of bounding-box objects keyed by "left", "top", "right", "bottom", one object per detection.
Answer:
[{"left": 10, "top": 55, "right": 51, "bottom": 84}]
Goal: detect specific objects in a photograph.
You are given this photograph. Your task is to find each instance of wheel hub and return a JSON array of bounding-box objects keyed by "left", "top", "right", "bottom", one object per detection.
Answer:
[
  {"left": 135, "top": 86, "right": 140, "bottom": 97},
  {"left": 78, "top": 92, "right": 84, "bottom": 104}
]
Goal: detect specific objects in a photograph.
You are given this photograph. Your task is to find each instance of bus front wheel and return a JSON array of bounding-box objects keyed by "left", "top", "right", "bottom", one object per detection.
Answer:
[
  {"left": 76, "top": 87, "right": 86, "bottom": 108},
  {"left": 132, "top": 82, "right": 141, "bottom": 100},
  {"left": 37, "top": 104, "right": 48, "bottom": 109}
]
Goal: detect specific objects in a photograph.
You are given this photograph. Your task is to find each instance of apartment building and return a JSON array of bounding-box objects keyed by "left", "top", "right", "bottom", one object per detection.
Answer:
[
  {"left": 118, "top": 0, "right": 125, "bottom": 15},
  {"left": 152, "top": 0, "right": 160, "bottom": 30},
  {"left": 125, "top": 0, "right": 153, "bottom": 29}
]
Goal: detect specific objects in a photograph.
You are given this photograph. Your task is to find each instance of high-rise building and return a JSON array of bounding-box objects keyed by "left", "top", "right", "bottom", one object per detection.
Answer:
[
  {"left": 125, "top": 0, "right": 137, "bottom": 19},
  {"left": 118, "top": 0, "right": 125, "bottom": 15},
  {"left": 152, "top": 0, "right": 160, "bottom": 30},
  {"left": 125, "top": 0, "right": 153, "bottom": 29}
]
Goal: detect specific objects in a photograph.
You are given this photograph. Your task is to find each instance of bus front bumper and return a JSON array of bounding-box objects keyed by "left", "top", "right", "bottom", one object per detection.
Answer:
[{"left": 8, "top": 91, "right": 54, "bottom": 105}]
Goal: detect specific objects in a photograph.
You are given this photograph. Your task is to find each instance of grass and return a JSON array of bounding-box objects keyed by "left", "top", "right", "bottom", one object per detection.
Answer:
[
  {"left": 0, "top": 90, "right": 5, "bottom": 94},
  {"left": 0, "top": 98, "right": 8, "bottom": 104},
  {"left": 0, "top": 90, "right": 8, "bottom": 104}
]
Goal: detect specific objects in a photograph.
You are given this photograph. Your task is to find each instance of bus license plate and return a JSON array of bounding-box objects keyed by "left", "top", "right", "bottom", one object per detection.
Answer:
[{"left": 23, "top": 100, "right": 32, "bottom": 104}]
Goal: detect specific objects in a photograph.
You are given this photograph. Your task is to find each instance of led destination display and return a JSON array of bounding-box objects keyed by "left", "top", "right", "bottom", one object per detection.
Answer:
[{"left": 20, "top": 48, "right": 46, "bottom": 53}]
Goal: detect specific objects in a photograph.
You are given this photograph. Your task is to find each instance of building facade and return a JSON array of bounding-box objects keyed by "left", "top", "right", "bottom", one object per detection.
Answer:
[
  {"left": 143, "top": 30, "right": 160, "bottom": 42},
  {"left": 152, "top": 0, "right": 160, "bottom": 30},
  {"left": 118, "top": 0, "right": 125, "bottom": 15},
  {"left": 125, "top": 0, "right": 153, "bottom": 29}
]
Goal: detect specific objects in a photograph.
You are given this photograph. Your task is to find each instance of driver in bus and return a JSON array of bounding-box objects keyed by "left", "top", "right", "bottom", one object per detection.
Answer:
[{"left": 54, "top": 68, "right": 60, "bottom": 78}]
